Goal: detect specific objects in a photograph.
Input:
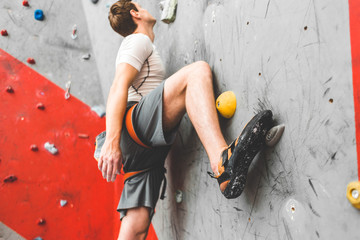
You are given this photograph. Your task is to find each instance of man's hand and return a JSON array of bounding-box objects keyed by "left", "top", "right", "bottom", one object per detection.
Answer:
[{"left": 98, "top": 140, "right": 123, "bottom": 182}]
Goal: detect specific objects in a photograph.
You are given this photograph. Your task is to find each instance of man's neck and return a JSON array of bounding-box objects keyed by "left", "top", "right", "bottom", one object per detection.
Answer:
[{"left": 133, "top": 24, "right": 155, "bottom": 42}]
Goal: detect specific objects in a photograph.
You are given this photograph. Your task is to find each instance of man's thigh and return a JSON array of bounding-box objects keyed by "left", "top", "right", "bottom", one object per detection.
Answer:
[
  {"left": 162, "top": 61, "right": 211, "bottom": 132},
  {"left": 162, "top": 64, "right": 192, "bottom": 131},
  {"left": 118, "top": 207, "right": 151, "bottom": 240}
]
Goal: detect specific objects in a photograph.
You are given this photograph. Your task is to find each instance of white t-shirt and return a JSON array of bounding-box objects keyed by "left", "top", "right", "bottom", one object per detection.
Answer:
[{"left": 115, "top": 33, "right": 165, "bottom": 102}]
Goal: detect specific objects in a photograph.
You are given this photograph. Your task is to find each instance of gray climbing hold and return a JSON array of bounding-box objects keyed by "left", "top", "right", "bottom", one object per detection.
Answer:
[
  {"left": 33, "top": 237, "right": 43, "bottom": 240},
  {"left": 60, "top": 199, "right": 68, "bottom": 207},
  {"left": 160, "top": 0, "right": 177, "bottom": 24},
  {"left": 91, "top": 0, "right": 99, "bottom": 4},
  {"left": 44, "top": 142, "right": 59, "bottom": 155},
  {"left": 91, "top": 105, "right": 106, "bottom": 118},
  {"left": 175, "top": 190, "right": 183, "bottom": 203},
  {"left": 265, "top": 124, "right": 285, "bottom": 147},
  {"left": 82, "top": 53, "right": 91, "bottom": 60}
]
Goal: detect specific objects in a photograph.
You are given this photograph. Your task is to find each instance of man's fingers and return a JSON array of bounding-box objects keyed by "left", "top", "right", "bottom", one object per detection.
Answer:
[
  {"left": 111, "top": 166, "right": 117, "bottom": 182},
  {"left": 112, "top": 160, "right": 121, "bottom": 181},
  {"left": 102, "top": 162, "right": 108, "bottom": 179},
  {"left": 106, "top": 162, "right": 113, "bottom": 182},
  {"left": 98, "top": 157, "right": 103, "bottom": 171}
]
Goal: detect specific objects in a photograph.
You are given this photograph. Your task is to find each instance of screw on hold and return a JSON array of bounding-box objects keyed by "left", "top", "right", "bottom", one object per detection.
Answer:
[
  {"left": 1, "top": 29, "right": 8, "bottom": 36},
  {"left": 78, "top": 133, "right": 89, "bottom": 139},
  {"left": 30, "top": 144, "right": 39, "bottom": 151},
  {"left": 34, "top": 9, "right": 44, "bottom": 21},
  {"left": 27, "top": 58, "right": 36, "bottom": 64},
  {"left": 352, "top": 189, "right": 359, "bottom": 199},
  {"left": 4, "top": 175, "right": 17, "bottom": 183},
  {"left": 60, "top": 199, "right": 68, "bottom": 207},
  {"left": 37, "top": 103, "right": 45, "bottom": 110},
  {"left": 65, "top": 81, "right": 71, "bottom": 99},
  {"left": 82, "top": 53, "right": 91, "bottom": 60},
  {"left": 175, "top": 190, "right": 183, "bottom": 203},
  {"left": 37, "top": 218, "right": 46, "bottom": 225},
  {"left": 6, "top": 86, "right": 14, "bottom": 93},
  {"left": 71, "top": 25, "right": 78, "bottom": 39},
  {"left": 22, "top": 0, "right": 29, "bottom": 7},
  {"left": 44, "top": 142, "right": 58, "bottom": 155}
]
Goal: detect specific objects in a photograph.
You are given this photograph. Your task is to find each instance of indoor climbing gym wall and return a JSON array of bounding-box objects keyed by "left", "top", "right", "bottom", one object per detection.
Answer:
[{"left": 1, "top": 0, "right": 360, "bottom": 239}]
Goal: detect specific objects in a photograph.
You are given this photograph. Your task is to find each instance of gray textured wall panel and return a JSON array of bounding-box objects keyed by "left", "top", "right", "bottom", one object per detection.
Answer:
[{"left": 148, "top": 0, "right": 359, "bottom": 239}]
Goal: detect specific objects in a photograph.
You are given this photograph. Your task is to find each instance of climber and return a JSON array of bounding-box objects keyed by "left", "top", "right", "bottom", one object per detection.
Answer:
[{"left": 94, "top": 1, "right": 283, "bottom": 239}]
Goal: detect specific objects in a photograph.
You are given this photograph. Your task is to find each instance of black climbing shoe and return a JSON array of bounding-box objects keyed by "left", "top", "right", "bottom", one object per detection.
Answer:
[{"left": 208, "top": 110, "right": 273, "bottom": 199}]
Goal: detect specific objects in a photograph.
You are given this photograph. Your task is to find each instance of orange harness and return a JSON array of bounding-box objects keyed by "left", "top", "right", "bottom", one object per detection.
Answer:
[
  {"left": 122, "top": 103, "right": 152, "bottom": 180},
  {"left": 125, "top": 103, "right": 151, "bottom": 149}
]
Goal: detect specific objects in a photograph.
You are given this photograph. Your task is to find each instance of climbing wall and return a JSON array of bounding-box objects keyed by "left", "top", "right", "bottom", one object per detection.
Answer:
[
  {"left": 1, "top": 0, "right": 360, "bottom": 239},
  {"left": 147, "top": 0, "right": 360, "bottom": 239}
]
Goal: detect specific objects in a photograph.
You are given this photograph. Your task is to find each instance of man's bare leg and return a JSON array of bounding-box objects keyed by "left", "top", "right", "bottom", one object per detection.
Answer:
[
  {"left": 163, "top": 61, "right": 227, "bottom": 173},
  {"left": 118, "top": 207, "right": 151, "bottom": 240}
]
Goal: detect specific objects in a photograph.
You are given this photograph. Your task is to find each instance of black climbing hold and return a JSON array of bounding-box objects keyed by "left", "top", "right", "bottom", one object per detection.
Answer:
[{"left": 4, "top": 175, "right": 17, "bottom": 183}]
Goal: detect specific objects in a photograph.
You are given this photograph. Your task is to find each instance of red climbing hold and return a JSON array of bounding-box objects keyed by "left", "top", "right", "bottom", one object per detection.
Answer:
[
  {"left": 78, "top": 133, "right": 89, "bottom": 139},
  {"left": 30, "top": 144, "right": 38, "bottom": 151},
  {"left": 1, "top": 30, "right": 8, "bottom": 36},
  {"left": 6, "top": 86, "right": 14, "bottom": 93},
  {"left": 22, "top": 0, "right": 29, "bottom": 7},
  {"left": 27, "top": 58, "right": 35, "bottom": 64},
  {"left": 37, "top": 103, "right": 45, "bottom": 110},
  {"left": 3, "top": 175, "right": 17, "bottom": 183},
  {"left": 37, "top": 218, "right": 46, "bottom": 225}
]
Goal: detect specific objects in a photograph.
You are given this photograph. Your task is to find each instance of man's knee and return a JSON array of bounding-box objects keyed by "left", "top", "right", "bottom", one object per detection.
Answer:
[
  {"left": 193, "top": 61, "right": 212, "bottom": 76},
  {"left": 118, "top": 207, "right": 151, "bottom": 240},
  {"left": 188, "top": 61, "right": 212, "bottom": 83}
]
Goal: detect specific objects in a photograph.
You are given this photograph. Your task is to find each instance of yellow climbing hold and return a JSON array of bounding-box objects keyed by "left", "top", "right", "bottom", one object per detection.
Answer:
[
  {"left": 216, "top": 91, "right": 237, "bottom": 118},
  {"left": 346, "top": 181, "right": 360, "bottom": 209}
]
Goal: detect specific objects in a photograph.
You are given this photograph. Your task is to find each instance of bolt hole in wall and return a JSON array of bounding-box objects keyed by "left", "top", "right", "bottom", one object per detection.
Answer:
[{"left": 329, "top": 98, "right": 334, "bottom": 103}]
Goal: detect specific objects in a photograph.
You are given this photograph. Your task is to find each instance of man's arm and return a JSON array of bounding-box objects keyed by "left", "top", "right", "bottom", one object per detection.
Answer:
[{"left": 98, "top": 63, "right": 139, "bottom": 182}]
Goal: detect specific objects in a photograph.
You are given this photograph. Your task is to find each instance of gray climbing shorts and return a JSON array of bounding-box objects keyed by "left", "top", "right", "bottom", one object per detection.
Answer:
[{"left": 94, "top": 80, "right": 178, "bottom": 220}]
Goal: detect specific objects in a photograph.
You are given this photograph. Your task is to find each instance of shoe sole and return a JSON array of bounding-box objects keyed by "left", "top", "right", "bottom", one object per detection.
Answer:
[{"left": 223, "top": 110, "right": 273, "bottom": 199}]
